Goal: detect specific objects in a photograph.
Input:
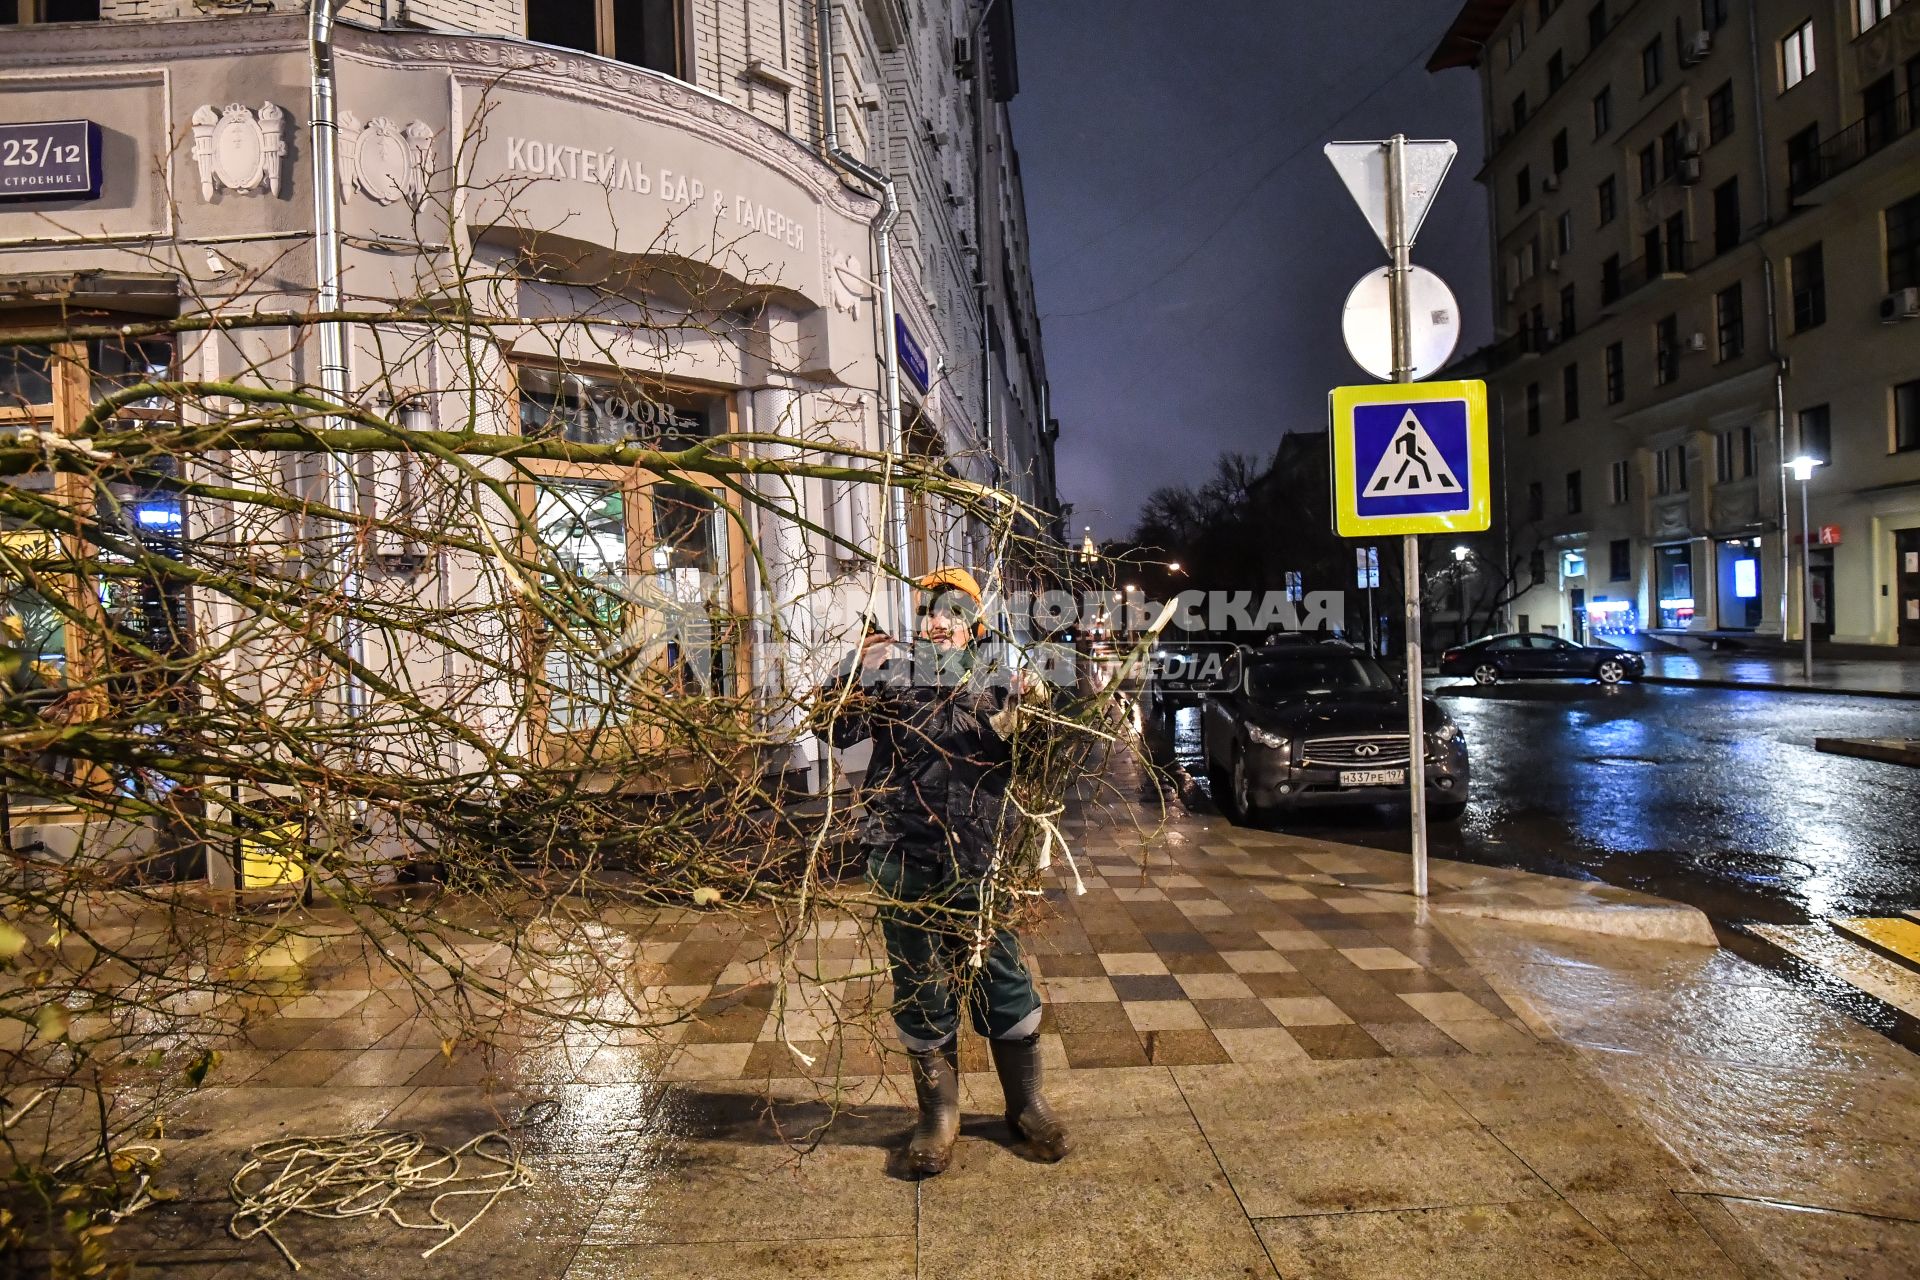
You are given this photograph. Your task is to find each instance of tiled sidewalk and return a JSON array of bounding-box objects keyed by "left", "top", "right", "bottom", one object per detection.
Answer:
[{"left": 120, "top": 768, "right": 1920, "bottom": 1278}]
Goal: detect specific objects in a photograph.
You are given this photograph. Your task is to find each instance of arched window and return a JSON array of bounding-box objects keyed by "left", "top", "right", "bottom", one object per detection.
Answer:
[{"left": 527, "top": 0, "right": 684, "bottom": 80}]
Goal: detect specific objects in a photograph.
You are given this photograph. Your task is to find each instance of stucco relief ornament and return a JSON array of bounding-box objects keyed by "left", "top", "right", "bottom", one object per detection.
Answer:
[
  {"left": 338, "top": 113, "right": 434, "bottom": 204},
  {"left": 828, "top": 245, "right": 871, "bottom": 319},
  {"left": 190, "top": 102, "right": 287, "bottom": 202}
]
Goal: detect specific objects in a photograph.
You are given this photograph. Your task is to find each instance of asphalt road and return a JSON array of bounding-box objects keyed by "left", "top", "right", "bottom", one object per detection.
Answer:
[{"left": 1163, "top": 679, "right": 1920, "bottom": 929}]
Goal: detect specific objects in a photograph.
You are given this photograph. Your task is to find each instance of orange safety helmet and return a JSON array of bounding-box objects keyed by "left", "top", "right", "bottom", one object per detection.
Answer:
[{"left": 917, "top": 566, "right": 989, "bottom": 641}]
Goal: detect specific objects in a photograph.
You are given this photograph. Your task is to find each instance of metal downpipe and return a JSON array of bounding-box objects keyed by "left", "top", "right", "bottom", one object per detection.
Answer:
[{"left": 816, "top": 0, "right": 912, "bottom": 634}]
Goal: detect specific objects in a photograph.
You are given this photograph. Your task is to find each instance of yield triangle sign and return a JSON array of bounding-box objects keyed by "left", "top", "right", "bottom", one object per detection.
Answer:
[
  {"left": 1364, "top": 409, "right": 1462, "bottom": 497},
  {"left": 1324, "top": 140, "right": 1458, "bottom": 254}
]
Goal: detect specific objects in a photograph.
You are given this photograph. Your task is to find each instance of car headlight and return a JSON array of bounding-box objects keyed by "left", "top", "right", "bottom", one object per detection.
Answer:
[
  {"left": 1246, "top": 724, "right": 1290, "bottom": 750},
  {"left": 1427, "top": 722, "right": 1461, "bottom": 744}
]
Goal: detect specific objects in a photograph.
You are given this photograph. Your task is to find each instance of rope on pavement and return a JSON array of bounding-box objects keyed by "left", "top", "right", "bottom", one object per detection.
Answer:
[{"left": 227, "top": 1100, "right": 557, "bottom": 1271}]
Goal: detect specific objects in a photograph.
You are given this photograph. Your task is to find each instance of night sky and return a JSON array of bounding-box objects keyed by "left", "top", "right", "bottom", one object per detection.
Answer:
[{"left": 1011, "top": 0, "right": 1493, "bottom": 539}]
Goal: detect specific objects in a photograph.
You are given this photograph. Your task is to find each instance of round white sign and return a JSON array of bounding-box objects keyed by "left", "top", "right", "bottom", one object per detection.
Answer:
[{"left": 1341, "top": 266, "right": 1461, "bottom": 381}]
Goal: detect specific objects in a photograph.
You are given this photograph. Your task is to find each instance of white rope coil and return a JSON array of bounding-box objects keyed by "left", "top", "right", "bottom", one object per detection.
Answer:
[{"left": 227, "top": 1105, "right": 550, "bottom": 1271}]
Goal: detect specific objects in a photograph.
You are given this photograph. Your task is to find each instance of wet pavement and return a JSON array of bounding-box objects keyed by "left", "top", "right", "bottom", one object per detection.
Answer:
[
  {"left": 1639, "top": 651, "right": 1920, "bottom": 699},
  {"left": 1160, "top": 681, "right": 1920, "bottom": 929},
  {"left": 110, "top": 757, "right": 1920, "bottom": 1279}
]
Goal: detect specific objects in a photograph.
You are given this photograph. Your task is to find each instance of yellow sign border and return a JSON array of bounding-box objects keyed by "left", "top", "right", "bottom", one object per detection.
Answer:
[{"left": 1329, "top": 379, "right": 1491, "bottom": 537}]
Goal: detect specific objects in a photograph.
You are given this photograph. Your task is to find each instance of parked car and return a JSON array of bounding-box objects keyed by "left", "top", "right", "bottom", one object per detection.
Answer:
[
  {"left": 1438, "top": 633, "right": 1645, "bottom": 686},
  {"left": 1200, "top": 641, "right": 1469, "bottom": 824}
]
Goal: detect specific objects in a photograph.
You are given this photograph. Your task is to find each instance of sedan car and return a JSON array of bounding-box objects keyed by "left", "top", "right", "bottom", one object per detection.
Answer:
[
  {"left": 1438, "top": 633, "right": 1644, "bottom": 686},
  {"left": 1200, "top": 641, "right": 1468, "bottom": 824}
]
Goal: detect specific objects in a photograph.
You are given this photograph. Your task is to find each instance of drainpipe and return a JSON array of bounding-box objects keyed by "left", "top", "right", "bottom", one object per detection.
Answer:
[
  {"left": 309, "top": 0, "right": 366, "bottom": 723},
  {"left": 972, "top": 0, "right": 1000, "bottom": 490},
  {"left": 1746, "top": 0, "right": 1791, "bottom": 639},
  {"left": 816, "top": 0, "right": 912, "bottom": 633}
]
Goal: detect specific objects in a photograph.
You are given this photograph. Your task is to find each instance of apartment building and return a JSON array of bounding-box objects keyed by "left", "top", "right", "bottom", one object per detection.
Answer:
[
  {"left": 0, "top": 1, "right": 1060, "bottom": 782},
  {"left": 1433, "top": 0, "right": 1920, "bottom": 646}
]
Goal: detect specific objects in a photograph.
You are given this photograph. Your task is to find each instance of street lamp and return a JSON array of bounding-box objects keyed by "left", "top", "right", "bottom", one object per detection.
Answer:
[
  {"left": 1785, "top": 455, "right": 1823, "bottom": 681},
  {"left": 1451, "top": 545, "right": 1471, "bottom": 646},
  {"left": 1167, "top": 562, "right": 1183, "bottom": 574}
]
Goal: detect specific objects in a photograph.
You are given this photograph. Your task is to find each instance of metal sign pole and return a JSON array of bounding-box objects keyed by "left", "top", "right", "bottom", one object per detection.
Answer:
[{"left": 1386, "top": 134, "right": 1430, "bottom": 899}]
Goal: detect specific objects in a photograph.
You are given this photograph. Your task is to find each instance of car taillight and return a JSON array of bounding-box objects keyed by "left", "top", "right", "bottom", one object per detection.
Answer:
[{"left": 1441, "top": 649, "right": 1460, "bottom": 662}]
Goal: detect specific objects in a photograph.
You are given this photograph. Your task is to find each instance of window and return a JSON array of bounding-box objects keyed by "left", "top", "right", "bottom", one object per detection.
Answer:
[
  {"left": 1716, "top": 284, "right": 1745, "bottom": 362},
  {"left": 1790, "top": 242, "right": 1825, "bottom": 331},
  {"left": 1888, "top": 192, "right": 1920, "bottom": 291},
  {"left": 1563, "top": 362, "right": 1581, "bottom": 422},
  {"left": 1605, "top": 341, "right": 1625, "bottom": 402},
  {"left": 1513, "top": 92, "right": 1530, "bottom": 131},
  {"left": 1656, "top": 444, "right": 1689, "bottom": 493},
  {"left": 1557, "top": 210, "right": 1574, "bottom": 255},
  {"left": 0, "top": 0, "right": 101, "bottom": 22},
  {"left": 1602, "top": 253, "right": 1622, "bottom": 303},
  {"left": 1642, "top": 37, "right": 1663, "bottom": 92},
  {"left": 1560, "top": 283, "right": 1577, "bottom": 337},
  {"left": 1549, "top": 51, "right": 1567, "bottom": 92},
  {"left": 1527, "top": 382, "right": 1543, "bottom": 434},
  {"left": 1611, "top": 459, "right": 1631, "bottom": 504},
  {"left": 1639, "top": 143, "right": 1659, "bottom": 193},
  {"left": 1566, "top": 470, "right": 1584, "bottom": 514},
  {"left": 1897, "top": 380, "right": 1920, "bottom": 453},
  {"left": 1597, "top": 175, "right": 1618, "bottom": 224},
  {"left": 528, "top": 0, "right": 685, "bottom": 79},
  {"left": 1539, "top": 0, "right": 1559, "bottom": 21},
  {"left": 1858, "top": 0, "right": 1892, "bottom": 35},
  {"left": 1798, "top": 404, "right": 1831, "bottom": 464},
  {"left": 1701, "top": 0, "right": 1730, "bottom": 28},
  {"left": 1865, "top": 73, "right": 1900, "bottom": 152},
  {"left": 1593, "top": 86, "right": 1613, "bottom": 137},
  {"left": 1516, "top": 165, "right": 1532, "bottom": 210},
  {"left": 1665, "top": 210, "right": 1688, "bottom": 267},
  {"left": 1530, "top": 550, "right": 1548, "bottom": 584},
  {"left": 1552, "top": 129, "right": 1570, "bottom": 173},
  {"left": 1713, "top": 178, "right": 1741, "bottom": 254},
  {"left": 1527, "top": 482, "right": 1545, "bottom": 522},
  {"left": 1781, "top": 20, "right": 1815, "bottom": 91},
  {"left": 1716, "top": 426, "right": 1755, "bottom": 481},
  {"left": 1655, "top": 314, "right": 1680, "bottom": 385},
  {"left": 1659, "top": 123, "right": 1683, "bottom": 180},
  {"left": 1610, "top": 538, "right": 1632, "bottom": 580},
  {"left": 1786, "top": 123, "right": 1823, "bottom": 195},
  {"left": 1708, "top": 81, "right": 1735, "bottom": 144},
  {"left": 1587, "top": 1, "right": 1607, "bottom": 50},
  {"left": 1507, "top": 20, "right": 1527, "bottom": 67}
]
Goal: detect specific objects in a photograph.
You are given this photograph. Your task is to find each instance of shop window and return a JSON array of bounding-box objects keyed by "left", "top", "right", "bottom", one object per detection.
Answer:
[
  {"left": 1781, "top": 19, "right": 1815, "bottom": 91},
  {"left": 1887, "top": 191, "right": 1920, "bottom": 292},
  {"left": 1896, "top": 379, "right": 1920, "bottom": 453},
  {"left": 1715, "top": 283, "right": 1744, "bottom": 361},
  {"left": 1592, "top": 85, "right": 1613, "bottom": 138},
  {"left": 1708, "top": 81, "right": 1735, "bottom": 144},
  {"left": 0, "top": 0, "right": 101, "bottom": 22},
  {"left": 1610, "top": 539, "right": 1631, "bottom": 581},
  {"left": 0, "top": 343, "right": 54, "bottom": 408},
  {"left": 1790, "top": 242, "right": 1825, "bottom": 331},
  {"left": 1611, "top": 459, "right": 1630, "bottom": 504},
  {"left": 518, "top": 366, "right": 717, "bottom": 449},
  {"left": 1562, "top": 362, "right": 1580, "bottom": 422},
  {"left": 527, "top": 0, "right": 685, "bottom": 80},
  {"left": 534, "top": 479, "right": 631, "bottom": 732},
  {"left": 1797, "top": 403, "right": 1831, "bottom": 464}
]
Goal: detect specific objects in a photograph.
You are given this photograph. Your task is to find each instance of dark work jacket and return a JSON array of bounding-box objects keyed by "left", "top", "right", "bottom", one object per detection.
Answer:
[{"left": 824, "top": 642, "right": 1023, "bottom": 877}]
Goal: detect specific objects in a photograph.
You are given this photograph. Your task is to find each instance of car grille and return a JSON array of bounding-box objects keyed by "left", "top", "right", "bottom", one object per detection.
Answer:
[{"left": 1301, "top": 734, "right": 1411, "bottom": 767}]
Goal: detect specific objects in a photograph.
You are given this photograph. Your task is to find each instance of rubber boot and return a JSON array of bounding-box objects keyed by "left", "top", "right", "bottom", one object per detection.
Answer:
[
  {"left": 988, "top": 1032, "right": 1069, "bottom": 1161},
  {"left": 905, "top": 1040, "right": 960, "bottom": 1177}
]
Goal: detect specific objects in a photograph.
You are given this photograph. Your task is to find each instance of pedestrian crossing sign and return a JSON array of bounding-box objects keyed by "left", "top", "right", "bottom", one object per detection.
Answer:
[{"left": 1330, "top": 380, "right": 1490, "bottom": 536}]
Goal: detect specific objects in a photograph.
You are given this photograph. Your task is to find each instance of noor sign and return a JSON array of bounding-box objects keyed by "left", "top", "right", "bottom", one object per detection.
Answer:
[{"left": 0, "top": 121, "right": 101, "bottom": 201}]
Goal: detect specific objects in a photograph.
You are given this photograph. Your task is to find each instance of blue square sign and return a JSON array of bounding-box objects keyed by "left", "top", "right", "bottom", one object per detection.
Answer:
[{"left": 1330, "top": 381, "right": 1490, "bottom": 536}]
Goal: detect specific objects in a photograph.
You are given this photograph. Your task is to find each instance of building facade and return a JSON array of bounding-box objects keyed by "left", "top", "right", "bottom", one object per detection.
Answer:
[
  {"left": 0, "top": 0, "right": 1061, "bottom": 802},
  {"left": 1433, "top": 0, "right": 1920, "bottom": 647}
]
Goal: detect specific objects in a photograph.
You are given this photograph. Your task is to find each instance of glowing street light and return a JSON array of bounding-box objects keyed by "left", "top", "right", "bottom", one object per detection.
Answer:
[{"left": 1785, "top": 454, "right": 1824, "bottom": 681}]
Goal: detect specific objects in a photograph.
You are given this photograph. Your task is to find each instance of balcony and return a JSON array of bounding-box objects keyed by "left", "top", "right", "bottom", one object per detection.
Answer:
[
  {"left": 1485, "top": 323, "right": 1562, "bottom": 373},
  {"left": 1787, "top": 89, "right": 1918, "bottom": 202},
  {"left": 1612, "top": 241, "right": 1696, "bottom": 305}
]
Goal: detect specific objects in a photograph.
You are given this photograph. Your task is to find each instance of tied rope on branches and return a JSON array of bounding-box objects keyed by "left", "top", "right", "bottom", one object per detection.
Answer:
[{"left": 226, "top": 1101, "right": 557, "bottom": 1271}]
